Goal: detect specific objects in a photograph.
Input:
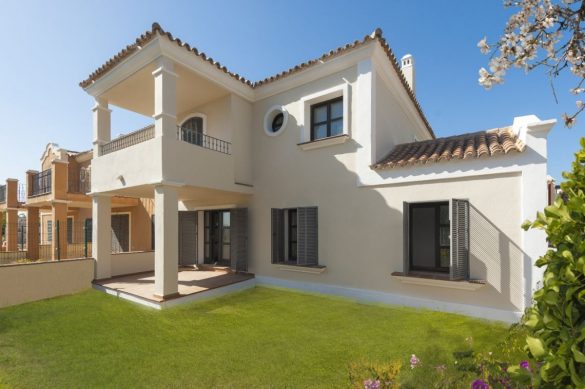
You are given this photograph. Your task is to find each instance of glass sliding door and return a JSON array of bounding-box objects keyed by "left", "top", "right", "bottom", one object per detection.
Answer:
[{"left": 204, "top": 210, "right": 231, "bottom": 266}]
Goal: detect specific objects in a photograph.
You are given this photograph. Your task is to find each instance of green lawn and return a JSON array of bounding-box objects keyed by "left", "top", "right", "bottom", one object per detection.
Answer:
[{"left": 0, "top": 287, "right": 516, "bottom": 388}]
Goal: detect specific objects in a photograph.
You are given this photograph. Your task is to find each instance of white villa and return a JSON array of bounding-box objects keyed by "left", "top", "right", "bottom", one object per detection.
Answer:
[{"left": 81, "top": 23, "right": 555, "bottom": 322}]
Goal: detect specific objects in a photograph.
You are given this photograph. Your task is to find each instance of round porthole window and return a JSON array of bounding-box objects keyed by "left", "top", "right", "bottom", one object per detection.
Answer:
[{"left": 264, "top": 105, "right": 288, "bottom": 136}]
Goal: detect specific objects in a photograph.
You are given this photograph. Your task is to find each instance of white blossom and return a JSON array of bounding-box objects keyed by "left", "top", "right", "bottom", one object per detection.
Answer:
[
  {"left": 479, "top": 0, "right": 585, "bottom": 126},
  {"left": 477, "top": 37, "right": 491, "bottom": 54}
]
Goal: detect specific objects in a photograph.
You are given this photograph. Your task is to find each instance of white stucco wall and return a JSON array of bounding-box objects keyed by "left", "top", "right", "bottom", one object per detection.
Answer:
[{"left": 111, "top": 251, "right": 154, "bottom": 277}]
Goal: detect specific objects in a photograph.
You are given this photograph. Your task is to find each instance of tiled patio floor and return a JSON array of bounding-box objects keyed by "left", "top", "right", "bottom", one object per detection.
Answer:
[{"left": 93, "top": 266, "right": 255, "bottom": 308}]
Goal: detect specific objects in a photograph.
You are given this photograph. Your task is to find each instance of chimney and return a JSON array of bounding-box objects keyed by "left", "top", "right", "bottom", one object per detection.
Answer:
[{"left": 401, "top": 54, "right": 415, "bottom": 94}]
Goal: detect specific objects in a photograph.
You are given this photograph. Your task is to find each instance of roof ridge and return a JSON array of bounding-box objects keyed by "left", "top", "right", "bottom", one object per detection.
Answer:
[{"left": 79, "top": 23, "right": 434, "bottom": 138}]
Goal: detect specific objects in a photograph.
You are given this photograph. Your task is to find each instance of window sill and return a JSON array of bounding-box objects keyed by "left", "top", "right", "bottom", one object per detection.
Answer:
[
  {"left": 297, "top": 134, "right": 350, "bottom": 151},
  {"left": 276, "top": 264, "right": 327, "bottom": 274},
  {"left": 391, "top": 272, "right": 486, "bottom": 291}
]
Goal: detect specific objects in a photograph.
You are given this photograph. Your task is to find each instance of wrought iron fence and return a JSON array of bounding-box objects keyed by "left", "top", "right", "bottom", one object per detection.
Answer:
[
  {"left": 0, "top": 221, "right": 28, "bottom": 265},
  {"left": 177, "top": 126, "right": 231, "bottom": 155},
  {"left": 100, "top": 125, "right": 155, "bottom": 156},
  {"left": 0, "top": 185, "right": 5, "bottom": 204},
  {"left": 29, "top": 169, "right": 52, "bottom": 197}
]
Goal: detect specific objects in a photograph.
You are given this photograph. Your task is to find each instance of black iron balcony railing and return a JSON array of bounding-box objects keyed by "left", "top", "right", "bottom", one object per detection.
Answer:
[
  {"left": 17, "top": 184, "right": 25, "bottom": 203},
  {"left": 30, "top": 169, "right": 52, "bottom": 197},
  {"left": 0, "top": 185, "right": 5, "bottom": 204},
  {"left": 100, "top": 125, "right": 155, "bottom": 156},
  {"left": 178, "top": 126, "right": 231, "bottom": 155},
  {"left": 68, "top": 167, "right": 91, "bottom": 194}
]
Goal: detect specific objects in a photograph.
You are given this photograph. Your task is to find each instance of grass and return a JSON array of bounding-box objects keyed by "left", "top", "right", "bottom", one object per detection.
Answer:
[{"left": 0, "top": 287, "right": 518, "bottom": 388}]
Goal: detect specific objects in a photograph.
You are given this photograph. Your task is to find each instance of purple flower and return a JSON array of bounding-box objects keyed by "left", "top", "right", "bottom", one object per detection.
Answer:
[
  {"left": 363, "top": 379, "right": 380, "bottom": 389},
  {"left": 410, "top": 354, "right": 420, "bottom": 369},
  {"left": 520, "top": 360, "right": 531, "bottom": 371},
  {"left": 471, "top": 379, "right": 489, "bottom": 389}
]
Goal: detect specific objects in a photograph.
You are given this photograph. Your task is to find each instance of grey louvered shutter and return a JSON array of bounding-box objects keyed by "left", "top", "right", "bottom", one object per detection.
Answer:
[
  {"left": 403, "top": 202, "right": 410, "bottom": 275},
  {"left": 179, "top": 212, "right": 197, "bottom": 266},
  {"left": 298, "top": 207, "right": 318, "bottom": 265},
  {"left": 271, "top": 209, "right": 284, "bottom": 263},
  {"left": 450, "top": 199, "right": 470, "bottom": 280},
  {"left": 230, "top": 208, "right": 248, "bottom": 272}
]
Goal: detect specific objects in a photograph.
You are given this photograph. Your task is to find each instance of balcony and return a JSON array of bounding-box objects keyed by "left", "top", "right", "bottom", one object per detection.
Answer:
[
  {"left": 29, "top": 169, "right": 52, "bottom": 197},
  {"left": 177, "top": 126, "right": 231, "bottom": 155},
  {"left": 100, "top": 125, "right": 155, "bottom": 156}
]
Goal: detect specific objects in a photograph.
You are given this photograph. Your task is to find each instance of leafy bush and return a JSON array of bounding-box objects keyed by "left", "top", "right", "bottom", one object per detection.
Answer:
[
  {"left": 347, "top": 360, "right": 401, "bottom": 389},
  {"left": 521, "top": 138, "right": 585, "bottom": 387}
]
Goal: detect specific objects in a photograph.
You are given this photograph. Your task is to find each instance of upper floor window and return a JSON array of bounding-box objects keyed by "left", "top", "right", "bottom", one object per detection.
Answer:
[
  {"left": 180, "top": 116, "right": 204, "bottom": 146},
  {"left": 311, "top": 97, "right": 343, "bottom": 141}
]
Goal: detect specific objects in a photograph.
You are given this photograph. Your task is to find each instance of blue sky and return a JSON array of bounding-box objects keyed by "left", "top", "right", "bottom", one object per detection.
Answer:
[{"left": 0, "top": 0, "right": 581, "bottom": 183}]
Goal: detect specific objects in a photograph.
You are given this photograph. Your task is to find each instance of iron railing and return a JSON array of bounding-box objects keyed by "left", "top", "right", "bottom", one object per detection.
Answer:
[
  {"left": 29, "top": 169, "right": 52, "bottom": 197},
  {"left": 100, "top": 125, "right": 155, "bottom": 156},
  {"left": 0, "top": 185, "right": 5, "bottom": 203},
  {"left": 68, "top": 167, "right": 91, "bottom": 194},
  {"left": 178, "top": 126, "right": 231, "bottom": 155},
  {"left": 17, "top": 184, "right": 26, "bottom": 203}
]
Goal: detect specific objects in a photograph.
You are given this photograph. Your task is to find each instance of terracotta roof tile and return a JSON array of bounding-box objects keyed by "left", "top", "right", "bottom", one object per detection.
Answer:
[
  {"left": 371, "top": 127, "right": 525, "bottom": 170},
  {"left": 80, "top": 23, "right": 434, "bottom": 138}
]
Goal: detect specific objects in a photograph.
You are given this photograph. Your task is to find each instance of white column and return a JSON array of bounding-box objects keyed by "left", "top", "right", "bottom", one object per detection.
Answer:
[
  {"left": 92, "top": 98, "right": 112, "bottom": 156},
  {"left": 92, "top": 195, "right": 112, "bottom": 279},
  {"left": 154, "top": 185, "right": 179, "bottom": 298},
  {"left": 516, "top": 116, "right": 555, "bottom": 310},
  {"left": 152, "top": 57, "right": 177, "bottom": 139}
]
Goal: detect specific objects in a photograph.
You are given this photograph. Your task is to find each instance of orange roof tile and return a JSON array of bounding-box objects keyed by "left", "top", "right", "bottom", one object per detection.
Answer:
[{"left": 371, "top": 127, "right": 525, "bottom": 170}]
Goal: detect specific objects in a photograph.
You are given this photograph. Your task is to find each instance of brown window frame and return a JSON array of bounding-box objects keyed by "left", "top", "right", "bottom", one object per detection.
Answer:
[{"left": 310, "top": 97, "right": 343, "bottom": 141}]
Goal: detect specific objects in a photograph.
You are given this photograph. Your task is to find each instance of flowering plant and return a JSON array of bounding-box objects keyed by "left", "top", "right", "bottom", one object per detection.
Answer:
[{"left": 478, "top": 0, "right": 585, "bottom": 127}]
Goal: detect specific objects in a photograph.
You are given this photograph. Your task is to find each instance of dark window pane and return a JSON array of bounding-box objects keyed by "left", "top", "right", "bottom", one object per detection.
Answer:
[
  {"left": 440, "top": 205, "right": 449, "bottom": 224},
  {"left": 410, "top": 206, "right": 436, "bottom": 269},
  {"left": 440, "top": 226, "right": 450, "bottom": 246},
  {"left": 271, "top": 113, "right": 284, "bottom": 132},
  {"left": 440, "top": 248, "right": 450, "bottom": 268},
  {"left": 313, "top": 106, "right": 327, "bottom": 123},
  {"left": 313, "top": 124, "right": 327, "bottom": 140},
  {"left": 330, "top": 119, "right": 343, "bottom": 136},
  {"left": 331, "top": 100, "right": 343, "bottom": 119}
]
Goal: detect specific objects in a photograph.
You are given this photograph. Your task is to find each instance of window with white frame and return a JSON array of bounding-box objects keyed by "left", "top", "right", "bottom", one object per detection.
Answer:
[{"left": 300, "top": 83, "right": 350, "bottom": 145}]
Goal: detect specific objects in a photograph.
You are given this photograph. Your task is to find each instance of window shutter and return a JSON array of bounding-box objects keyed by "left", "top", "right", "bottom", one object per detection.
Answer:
[
  {"left": 230, "top": 208, "right": 248, "bottom": 272},
  {"left": 271, "top": 208, "right": 284, "bottom": 263},
  {"left": 298, "top": 207, "right": 318, "bottom": 265},
  {"left": 403, "top": 202, "right": 410, "bottom": 275},
  {"left": 450, "top": 199, "right": 470, "bottom": 280}
]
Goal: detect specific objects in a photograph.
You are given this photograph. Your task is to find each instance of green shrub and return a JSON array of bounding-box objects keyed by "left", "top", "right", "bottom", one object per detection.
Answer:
[
  {"left": 347, "top": 360, "right": 401, "bottom": 388},
  {"left": 521, "top": 138, "right": 585, "bottom": 387}
]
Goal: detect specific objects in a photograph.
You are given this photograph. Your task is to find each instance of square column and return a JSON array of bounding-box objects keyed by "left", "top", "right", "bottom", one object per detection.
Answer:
[
  {"left": 51, "top": 202, "right": 68, "bottom": 260},
  {"left": 6, "top": 179, "right": 18, "bottom": 208},
  {"left": 92, "top": 195, "right": 112, "bottom": 279},
  {"left": 26, "top": 207, "right": 39, "bottom": 260},
  {"left": 52, "top": 161, "right": 69, "bottom": 200},
  {"left": 152, "top": 57, "right": 177, "bottom": 139},
  {"left": 92, "top": 98, "right": 112, "bottom": 156},
  {"left": 5, "top": 209, "right": 18, "bottom": 252},
  {"left": 154, "top": 185, "right": 179, "bottom": 298}
]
